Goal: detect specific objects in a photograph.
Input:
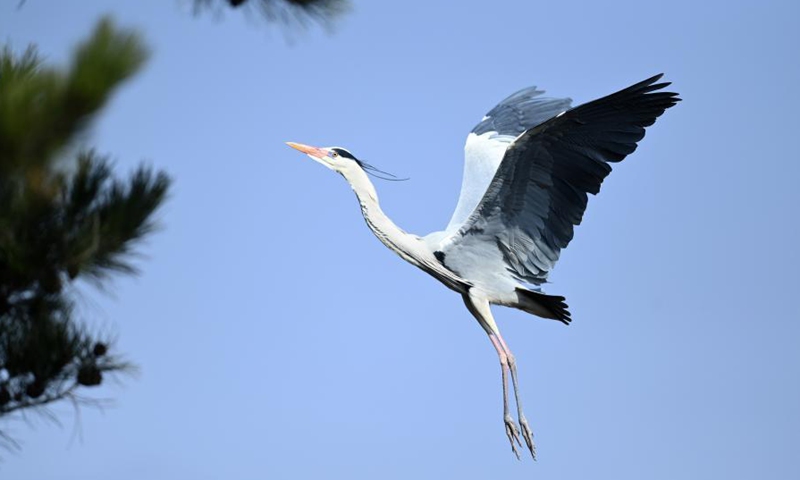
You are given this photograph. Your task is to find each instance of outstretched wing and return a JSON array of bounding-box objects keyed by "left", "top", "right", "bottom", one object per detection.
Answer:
[
  {"left": 441, "top": 74, "right": 680, "bottom": 285},
  {"left": 444, "top": 86, "right": 572, "bottom": 232}
]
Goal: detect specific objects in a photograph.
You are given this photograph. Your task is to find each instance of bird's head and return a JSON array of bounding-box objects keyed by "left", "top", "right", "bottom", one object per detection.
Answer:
[
  {"left": 286, "top": 142, "right": 362, "bottom": 175},
  {"left": 286, "top": 141, "right": 406, "bottom": 181}
]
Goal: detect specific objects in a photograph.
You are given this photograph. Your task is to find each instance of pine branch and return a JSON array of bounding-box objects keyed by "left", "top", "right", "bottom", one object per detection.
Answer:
[
  {"left": 71, "top": 155, "right": 172, "bottom": 279},
  {"left": 0, "top": 17, "right": 169, "bottom": 447},
  {"left": 0, "top": 18, "right": 148, "bottom": 181},
  {"left": 192, "top": 0, "right": 350, "bottom": 29}
]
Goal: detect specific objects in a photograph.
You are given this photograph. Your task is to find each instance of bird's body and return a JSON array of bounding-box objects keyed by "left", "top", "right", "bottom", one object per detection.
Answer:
[{"left": 287, "top": 74, "right": 680, "bottom": 459}]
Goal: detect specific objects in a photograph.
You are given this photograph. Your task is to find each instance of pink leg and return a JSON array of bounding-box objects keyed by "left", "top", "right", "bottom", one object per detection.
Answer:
[
  {"left": 488, "top": 333, "right": 523, "bottom": 459},
  {"left": 463, "top": 292, "right": 535, "bottom": 459},
  {"left": 495, "top": 332, "right": 535, "bottom": 458}
]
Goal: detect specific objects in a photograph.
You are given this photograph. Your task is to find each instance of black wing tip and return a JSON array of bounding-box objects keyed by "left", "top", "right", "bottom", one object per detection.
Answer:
[
  {"left": 626, "top": 73, "right": 672, "bottom": 90},
  {"left": 606, "top": 74, "right": 681, "bottom": 115},
  {"left": 628, "top": 73, "right": 664, "bottom": 92},
  {"left": 575, "top": 73, "right": 680, "bottom": 117},
  {"left": 646, "top": 73, "right": 665, "bottom": 83},
  {"left": 639, "top": 73, "right": 681, "bottom": 99}
]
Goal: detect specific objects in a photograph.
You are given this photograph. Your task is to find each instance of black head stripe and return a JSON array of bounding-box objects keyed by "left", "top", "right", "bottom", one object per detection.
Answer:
[
  {"left": 331, "top": 147, "right": 409, "bottom": 182},
  {"left": 331, "top": 148, "right": 358, "bottom": 161}
]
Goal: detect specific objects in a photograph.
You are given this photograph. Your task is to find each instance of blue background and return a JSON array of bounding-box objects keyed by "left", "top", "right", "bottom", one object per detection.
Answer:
[{"left": 2, "top": 1, "right": 799, "bottom": 478}]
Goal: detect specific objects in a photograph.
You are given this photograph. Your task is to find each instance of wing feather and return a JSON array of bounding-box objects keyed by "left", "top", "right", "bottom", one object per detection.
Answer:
[
  {"left": 442, "top": 74, "right": 680, "bottom": 285},
  {"left": 444, "top": 86, "right": 572, "bottom": 231}
]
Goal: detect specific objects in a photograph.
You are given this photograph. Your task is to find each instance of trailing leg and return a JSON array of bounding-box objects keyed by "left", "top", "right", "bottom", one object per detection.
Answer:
[
  {"left": 496, "top": 332, "right": 535, "bottom": 459},
  {"left": 462, "top": 290, "right": 535, "bottom": 459}
]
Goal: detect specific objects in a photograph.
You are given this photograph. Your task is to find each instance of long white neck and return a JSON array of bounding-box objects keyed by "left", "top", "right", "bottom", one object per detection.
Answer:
[
  {"left": 340, "top": 167, "right": 424, "bottom": 267},
  {"left": 339, "top": 165, "right": 467, "bottom": 294}
]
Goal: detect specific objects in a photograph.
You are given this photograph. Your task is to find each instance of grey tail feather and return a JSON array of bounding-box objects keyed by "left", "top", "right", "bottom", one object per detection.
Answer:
[{"left": 515, "top": 288, "right": 572, "bottom": 325}]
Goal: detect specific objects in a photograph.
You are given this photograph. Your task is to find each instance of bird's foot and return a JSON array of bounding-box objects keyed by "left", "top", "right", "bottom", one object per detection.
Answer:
[
  {"left": 518, "top": 414, "right": 537, "bottom": 460},
  {"left": 504, "top": 413, "right": 523, "bottom": 459}
]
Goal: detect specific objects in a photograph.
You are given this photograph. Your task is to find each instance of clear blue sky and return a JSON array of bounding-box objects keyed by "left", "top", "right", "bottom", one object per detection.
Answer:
[{"left": 2, "top": 0, "right": 799, "bottom": 478}]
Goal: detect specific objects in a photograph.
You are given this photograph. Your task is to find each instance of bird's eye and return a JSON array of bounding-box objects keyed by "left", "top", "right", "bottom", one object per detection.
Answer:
[{"left": 330, "top": 151, "right": 339, "bottom": 158}]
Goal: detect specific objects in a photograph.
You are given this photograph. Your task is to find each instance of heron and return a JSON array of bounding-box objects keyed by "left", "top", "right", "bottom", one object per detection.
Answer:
[{"left": 287, "top": 74, "right": 679, "bottom": 459}]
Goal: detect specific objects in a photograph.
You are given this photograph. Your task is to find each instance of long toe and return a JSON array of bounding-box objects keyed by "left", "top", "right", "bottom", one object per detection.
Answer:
[
  {"left": 504, "top": 414, "right": 522, "bottom": 459},
  {"left": 518, "top": 414, "right": 537, "bottom": 460}
]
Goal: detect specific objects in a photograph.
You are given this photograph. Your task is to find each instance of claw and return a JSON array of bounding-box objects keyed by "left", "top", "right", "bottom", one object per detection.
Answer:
[
  {"left": 504, "top": 414, "right": 522, "bottom": 459},
  {"left": 518, "top": 414, "right": 537, "bottom": 460}
]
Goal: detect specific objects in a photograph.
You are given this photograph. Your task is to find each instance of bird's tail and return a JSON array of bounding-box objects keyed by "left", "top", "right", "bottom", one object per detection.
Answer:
[{"left": 515, "top": 288, "right": 572, "bottom": 325}]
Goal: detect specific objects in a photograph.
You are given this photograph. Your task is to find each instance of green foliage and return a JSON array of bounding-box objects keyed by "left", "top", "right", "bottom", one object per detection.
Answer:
[{"left": 0, "top": 17, "right": 170, "bottom": 442}]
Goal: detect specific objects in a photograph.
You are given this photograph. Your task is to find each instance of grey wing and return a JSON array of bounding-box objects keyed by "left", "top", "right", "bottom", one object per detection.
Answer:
[
  {"left": 443, "top": 86, "right": 572, "bottom": 232},
  {"left": 441, "top": 74, "right": 680, "bottom": 285}
]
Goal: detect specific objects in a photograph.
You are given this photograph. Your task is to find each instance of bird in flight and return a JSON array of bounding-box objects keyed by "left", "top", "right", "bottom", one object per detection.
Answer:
[{"left": 287, "top": 74, "right": 680, "bottom": 459}]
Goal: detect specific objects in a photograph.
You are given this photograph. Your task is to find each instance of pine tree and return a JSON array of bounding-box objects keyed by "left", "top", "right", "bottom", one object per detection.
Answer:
[
  {"left": 0, "top": 17, "right": 170, "bottom": 446},
  {"left": 193, "top": 0, "right": 350, "bottom": 27}
]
